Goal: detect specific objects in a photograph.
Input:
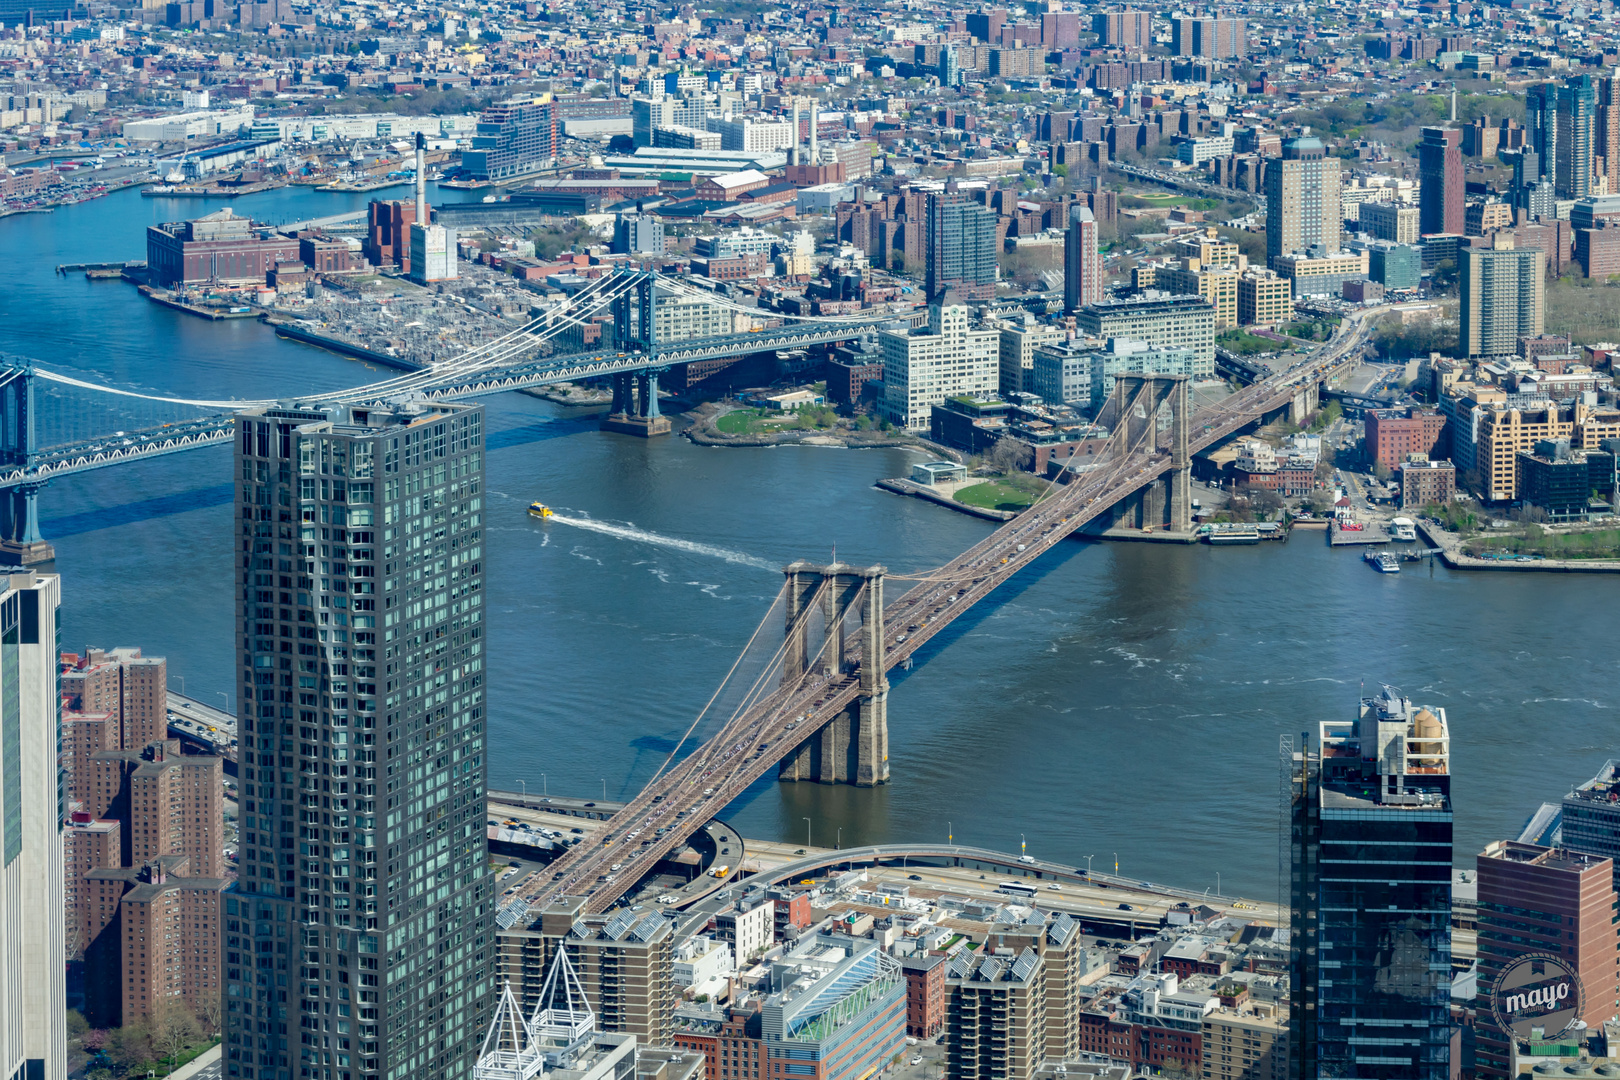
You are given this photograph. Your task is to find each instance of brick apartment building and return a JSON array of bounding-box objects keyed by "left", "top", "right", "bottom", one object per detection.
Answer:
[
  {"left": 60, "top": 647, "right": 225, "bottom": 1029},
  {"left": 119, "top": 860, "right": 227, "bottom": 1025},
  {"left": 62, "top": 646, "right": 167, "bottom": 752},
  {"left": 1364, "top": 408, "right": 1447, "bottom": 469},
  {"left": 898, "top": 954, "right": 945, "bottom": 1039}
]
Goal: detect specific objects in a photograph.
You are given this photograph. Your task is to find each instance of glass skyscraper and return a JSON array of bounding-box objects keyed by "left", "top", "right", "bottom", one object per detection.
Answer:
[
  {"left": 223, "top": 400, "right": 492, "bottom": 1080},
  {"left": 1289, "top": 686, "right": 1453, "bottom": 1080}
]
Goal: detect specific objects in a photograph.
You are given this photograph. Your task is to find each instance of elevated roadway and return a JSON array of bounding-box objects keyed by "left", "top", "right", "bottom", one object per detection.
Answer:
[
  {"left": 521, "top": 304, "right": 1392, "bottom": 916},
  {"left": 671, "top": 842, "right": 1278, "bottom": 936}
]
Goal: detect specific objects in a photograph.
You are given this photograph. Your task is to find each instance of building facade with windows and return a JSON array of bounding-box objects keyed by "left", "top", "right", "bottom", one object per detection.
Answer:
[
  {"left": 223, "top": 401, "right": 492, "bottom": 1080},
  {"left": 881, "top": 305, "right": 999, "bottom": 430},
  {"left": 1289, "top": 686, "right": 1453, "bottom": 1080},
  {"left": 0, "top": 571, "right": 67, "bottom": 1080}
]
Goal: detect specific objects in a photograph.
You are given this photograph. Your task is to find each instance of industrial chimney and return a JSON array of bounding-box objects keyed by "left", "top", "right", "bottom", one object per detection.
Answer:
[
  {"left": 808, "top": 99, "right": 818, "bottom": 164},
  {"left": 414, "top": 132, "right": 427, "bottom": 224}
]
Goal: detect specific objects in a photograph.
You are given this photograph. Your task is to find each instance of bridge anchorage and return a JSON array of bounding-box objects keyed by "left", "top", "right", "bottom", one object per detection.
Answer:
[{"left": 776, "top": 561, "right": 889, "bottom": 788}]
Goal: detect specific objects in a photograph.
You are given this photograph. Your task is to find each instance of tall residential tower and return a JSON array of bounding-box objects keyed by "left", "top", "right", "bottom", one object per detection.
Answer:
[
  {"left": 1289, "top": 686, "right": 1453, "bottom": 1080},
  {"left": 1064, "top": 204, "right": 1101, "bottom": 313},
  {"left": 223, "top": 401, "right": 492, "bottom": 1080},
  {"left": 1265, "top": 137, "right": 1341, "bottom": 266},
  {"left": 1418, "top": 127, "right": 1464, "bottom": 236}
]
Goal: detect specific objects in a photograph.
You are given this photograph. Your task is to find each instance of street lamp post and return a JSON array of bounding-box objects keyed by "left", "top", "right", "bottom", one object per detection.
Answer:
[
  {"left": 601, "top": 778, "right": 607, "bottom": 800},
  {"left": 1216, "top": 872, "right": 1221, "bottom": 898},
  {"left": 947, "top": 821, "right": 953, "bottom": 845},
  {"left": 217, "top": 690, "right": 230, "bottom": 714},
  {"left": 803, "top": 817, "right": 812, "bottom": 848},
  {"left": 169, "top": 674, "right": 185, "bottom": 696},
  {"left": 836, "top": 828, "right": 842, "bottom": 851},
  {"left": 1020, "top": 834, "right": 1026, "bottom": 859},
  {"left": 541, "top": 773, "right": 548, "bottom": 796},
  {"left": 519, "top": 779, "right": 526, "bottom": 803},
  {"left": 1083, "top": 855, "right": 1094, "bottom": 874},
  {"left": 1114, "top": 852, "right": 1119, "bottom": 875}
]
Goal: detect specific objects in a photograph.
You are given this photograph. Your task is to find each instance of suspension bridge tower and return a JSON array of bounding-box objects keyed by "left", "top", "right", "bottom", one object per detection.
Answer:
[
  {"left": 0, "top": 364, "right": 52, "bottom": 566},
  {"left": 600, "top": 271, "right": 672, "bottom": 438},
  {"left": 776, "top": 561, "right": 889, "bottom": 787}
]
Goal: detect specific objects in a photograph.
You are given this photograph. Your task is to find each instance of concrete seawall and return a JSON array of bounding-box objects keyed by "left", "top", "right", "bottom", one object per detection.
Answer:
[
  {"left": 875, "top": 477, "right": 1018, "bottom": 521},
  {"left": 1418, "top": 521, "right": 1620, "bottom": 574}
]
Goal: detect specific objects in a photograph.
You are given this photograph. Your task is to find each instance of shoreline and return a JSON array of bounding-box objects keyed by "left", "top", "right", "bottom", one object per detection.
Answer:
[
  {"left": 683, "top": 403, "right": 962, "bottom": 459},
  {"left": 1418, "top": 521, "right": 1620, "bottom": 573},
  {"left": 874, "top": 477, "right": 1018, "bottom": 521}
]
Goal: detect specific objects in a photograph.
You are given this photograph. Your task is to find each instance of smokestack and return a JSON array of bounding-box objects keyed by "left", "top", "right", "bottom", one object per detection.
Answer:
[
  {"left": 790, "top": 99, "right": 800, "bottom": 167},
  {"left": 415, "top": 132, "right": 427, "bottom": 224},
  {"left": 809, "top": 99, "right": 818, "bottom": 164}
]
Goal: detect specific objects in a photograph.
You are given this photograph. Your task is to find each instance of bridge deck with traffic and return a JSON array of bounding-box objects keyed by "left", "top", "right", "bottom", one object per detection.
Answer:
[{"left": 517, "top": 305, "right": 1386, "bottom": 915}]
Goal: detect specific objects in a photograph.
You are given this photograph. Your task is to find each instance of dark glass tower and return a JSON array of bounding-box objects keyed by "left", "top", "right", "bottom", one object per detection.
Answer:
[
  {"left": 1289, "top": 686, "right": 1453, "bottom": 1080},
  {"left": 223, "top": 400, "right": 492, "bottom": 1080}
]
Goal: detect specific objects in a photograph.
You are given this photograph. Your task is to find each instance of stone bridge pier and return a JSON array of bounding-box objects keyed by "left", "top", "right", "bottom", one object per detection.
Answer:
[
  {"left": 1288, "top": 381, "right": 1320, "bottom": 426},
  {"left": 1101, "top": 372, "right": 1192, "bottom": 534},
  {"left": 776, "top": 561, "right": 889, "bottom": 787}
]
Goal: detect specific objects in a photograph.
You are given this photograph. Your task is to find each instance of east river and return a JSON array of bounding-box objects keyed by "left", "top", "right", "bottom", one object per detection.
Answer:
[{"left": 2, "top": 183, "right": 1616, "bottom": 902}]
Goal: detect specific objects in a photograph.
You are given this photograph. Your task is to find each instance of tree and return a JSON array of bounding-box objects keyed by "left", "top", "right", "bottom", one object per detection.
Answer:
[
  {"left": 151, "top": 999, "right": 203, "bottom": 1075},
  {"left": 104, "top": 1023, "right": 153, "bottom": 1072},
  {"left": 1249, "top": 488, "right": 1285, "bottom": 517},
  {"left": 989, "top": 437, "right": 1034, "bottom": 475},
  {"left": 197, "top": 990, "right": 224, "bottom": 1042},
  {"left": 1372, "top": 459, "right": 1392, "bottom": 482}
]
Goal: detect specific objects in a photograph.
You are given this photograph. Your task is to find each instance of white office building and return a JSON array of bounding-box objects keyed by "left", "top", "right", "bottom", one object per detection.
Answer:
[
  {"left": 881, "top": 304, "right": 1000, "bottom": 430},
  {"left": 0, "top": 571, "right": 66, "bottom": 1080},
  {"left": 713, "top": 116, "right": 796, "bottom": 154}
]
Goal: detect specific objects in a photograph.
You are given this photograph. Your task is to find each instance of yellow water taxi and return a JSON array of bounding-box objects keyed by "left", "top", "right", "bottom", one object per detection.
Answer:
[{"left": 528, "top": 501, "right": 554, "bottom": 519}]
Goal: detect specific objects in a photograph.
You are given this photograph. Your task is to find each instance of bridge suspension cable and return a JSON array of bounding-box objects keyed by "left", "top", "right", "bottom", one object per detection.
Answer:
[{"left": 643, "top": 579, "right": 789, "bottom": 788}]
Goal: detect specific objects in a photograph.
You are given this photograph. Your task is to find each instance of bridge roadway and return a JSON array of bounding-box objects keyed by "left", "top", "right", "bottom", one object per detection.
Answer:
[
  {"left": 0, "top": 318, "right": 900, "bottom": 490},
  {"left": 520, "top": 304, "right": 1391, "bottom": 917}
]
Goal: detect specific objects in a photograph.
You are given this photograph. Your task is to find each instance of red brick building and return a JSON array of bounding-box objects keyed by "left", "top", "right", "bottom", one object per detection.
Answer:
[
  {"left": 826, "top": 358, "right": 884, "bottom": 407},
  {"left": 1577, "top": 226, "right": 1620, "bottom": 280},
  {"left": 145, "top": 209, "right": 299, "bottom": 286},
  {"left": 1364, "top": 407, "right": 1446, "bottom": 468},
  {"left": 363, "top": 198, "right": 418, "bottom": 272},
  {"left": 898, "top": 954, "right": 945, "bottom": 1038},
  {"left": 61, "top": 645, "right": 168, "bottom": 754},
  {"left": 119, "top": 860, "right": 227, "bottom": 1025}
]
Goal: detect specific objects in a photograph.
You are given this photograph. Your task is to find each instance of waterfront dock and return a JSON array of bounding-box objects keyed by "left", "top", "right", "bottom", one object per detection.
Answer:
[
  {"left": 266, "top": 319, "right": 425, "bottom": 371},
  {"left": 138, "top": 284, "right": 257, "bottom": 320},
  {"left": 1329, "top": 520, "right": 1389, "bottom": 545},
  {"left": 1094, "top": 525, "right": 1199, "bottom": 543},
  {"left": 141, "top": 177, "right": 289, "bottom": 198}
]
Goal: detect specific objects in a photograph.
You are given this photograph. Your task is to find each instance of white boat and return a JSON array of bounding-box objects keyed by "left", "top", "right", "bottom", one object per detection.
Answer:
[
  {"left": 1389, "top": 516, "right": 1417, "bottom": 541},
  {"left": 1364, "top": 551, "right": 1401, "bottom": 574}
]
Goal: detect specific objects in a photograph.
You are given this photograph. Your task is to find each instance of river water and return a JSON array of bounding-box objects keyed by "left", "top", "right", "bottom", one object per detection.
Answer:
[{"left": 2, "top": 184, "right": 1615, "bottom": 903}]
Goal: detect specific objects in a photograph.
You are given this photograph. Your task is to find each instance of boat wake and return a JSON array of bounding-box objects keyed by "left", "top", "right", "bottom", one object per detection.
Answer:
[{"left": 547, "top": 514, "right": 776, "bottom": 571}]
